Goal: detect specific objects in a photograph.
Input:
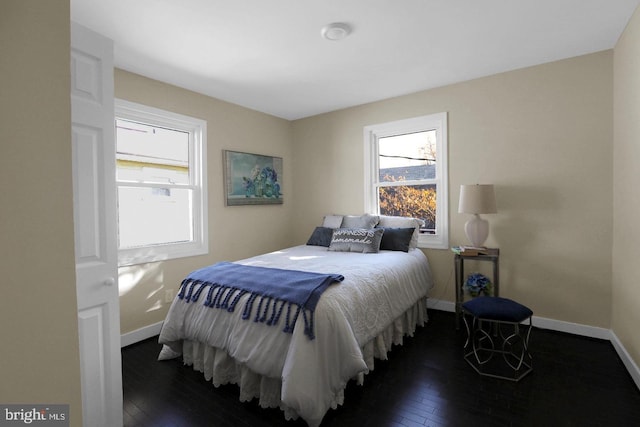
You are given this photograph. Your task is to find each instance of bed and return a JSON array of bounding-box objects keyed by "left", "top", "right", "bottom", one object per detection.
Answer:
[{"left": 158, "top": 215, "right": 434, "bottom": 426}]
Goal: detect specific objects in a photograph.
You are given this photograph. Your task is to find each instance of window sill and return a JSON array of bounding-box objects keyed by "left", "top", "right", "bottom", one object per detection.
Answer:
[{"left": 118, "top": 242, "right": 208, "bottom": 267}]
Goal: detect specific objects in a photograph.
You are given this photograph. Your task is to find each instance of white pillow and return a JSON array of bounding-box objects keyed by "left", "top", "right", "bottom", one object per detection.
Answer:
[{"left": 377, "top": 215, "right": 424, "bottom": 249}]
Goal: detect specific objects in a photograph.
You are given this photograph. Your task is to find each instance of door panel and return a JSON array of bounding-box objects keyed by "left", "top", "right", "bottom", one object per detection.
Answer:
[
  {"left": 71, "top": 22, "right": 122, "bottom": 427},
  {"left": 72, "top": 126, "right": 103, "bottom": 262}
]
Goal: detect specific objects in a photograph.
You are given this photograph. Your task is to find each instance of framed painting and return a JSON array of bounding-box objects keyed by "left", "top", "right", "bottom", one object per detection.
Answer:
[{"left": 223, "top": 150, "right": 283, "bottom": 206}]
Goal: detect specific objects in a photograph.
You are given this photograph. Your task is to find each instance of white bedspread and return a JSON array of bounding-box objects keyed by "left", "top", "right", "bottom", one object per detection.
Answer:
[{"left": 158, "top": 245, "right": 433, "bottom": 426}]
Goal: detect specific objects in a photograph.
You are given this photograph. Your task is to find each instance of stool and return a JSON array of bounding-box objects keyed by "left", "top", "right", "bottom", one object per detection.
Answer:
[{"left": 462, "top": 297, "right": 533, "bottom": 381}]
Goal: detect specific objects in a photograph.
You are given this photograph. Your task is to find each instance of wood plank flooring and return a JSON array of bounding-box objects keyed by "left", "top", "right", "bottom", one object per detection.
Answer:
[{"left": 122, "top": 309, "right": 640, "bottom": 426}]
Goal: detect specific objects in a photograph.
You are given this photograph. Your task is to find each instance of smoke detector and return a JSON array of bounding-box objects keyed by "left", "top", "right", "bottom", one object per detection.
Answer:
[{"left": 321, "top": 23, "right": 352, "bottom": 41}]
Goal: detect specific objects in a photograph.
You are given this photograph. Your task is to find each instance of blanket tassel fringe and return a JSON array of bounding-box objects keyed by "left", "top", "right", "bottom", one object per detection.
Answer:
[{"left": 177, "top": 279, "right": 316, "bottom": 340}]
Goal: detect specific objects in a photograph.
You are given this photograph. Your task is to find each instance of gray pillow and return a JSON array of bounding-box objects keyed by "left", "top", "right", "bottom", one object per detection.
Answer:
[
  {"left": 306, "top": 226, "right": 334, "bottom": 247},
  {"left": 322, "top": 215, "right": 344, "bottom": 228},
  {"left": 328, "top": 228, "right": 384, "bottom": 254},
  {"left": 340, "top": 214, "right": 380, "bottom": 229}
]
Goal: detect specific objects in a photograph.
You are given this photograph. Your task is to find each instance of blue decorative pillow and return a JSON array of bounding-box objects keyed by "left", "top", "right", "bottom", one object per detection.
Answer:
[
  {"left": 306, "top": 226, "right": 334, "bottom": 247},
  {"left": 377, "top": 215, "right": 424, "bottom": 249},
  {"left": 378, "top": 227, "right": 414, "bottom": 252},
  {"left": 328, "top": 228, "right": 384, "bottom": 254}
]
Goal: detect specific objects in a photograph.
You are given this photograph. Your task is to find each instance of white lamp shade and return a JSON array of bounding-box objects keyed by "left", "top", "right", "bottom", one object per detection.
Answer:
[{"left": 458, "top": 184, "right": 497, "bottom": 214}]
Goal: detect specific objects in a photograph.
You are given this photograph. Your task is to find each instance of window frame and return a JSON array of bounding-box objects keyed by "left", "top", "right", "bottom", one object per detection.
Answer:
[
  {"left": 115, "top": 99, "right": 208, "bottom": 266},
  {"left": 363, "top": 112, "right": 449, "bottom": 249}
]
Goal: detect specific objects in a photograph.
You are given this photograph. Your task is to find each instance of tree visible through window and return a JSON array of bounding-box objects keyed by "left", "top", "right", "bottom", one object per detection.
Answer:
[
  {"left": 364, "top": 113, "right": 448, "bottom": 249},
  {"left": 378, "top": 130, "right": 437, "bottom": 233}
]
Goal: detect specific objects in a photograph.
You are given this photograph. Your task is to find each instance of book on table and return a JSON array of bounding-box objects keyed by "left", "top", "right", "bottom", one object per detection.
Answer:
[{"left": 451, "top": 246, "right": 488, "bottom": 256}]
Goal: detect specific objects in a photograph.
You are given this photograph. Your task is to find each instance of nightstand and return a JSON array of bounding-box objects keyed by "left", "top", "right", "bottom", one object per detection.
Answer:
[{"left": 453, "top": 248, "right": 500, "bottom": 329}]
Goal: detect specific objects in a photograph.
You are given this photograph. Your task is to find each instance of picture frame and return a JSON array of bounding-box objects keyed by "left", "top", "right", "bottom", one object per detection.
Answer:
[{"left": 223, "top": 150, "right": 283, "bottom": 206}]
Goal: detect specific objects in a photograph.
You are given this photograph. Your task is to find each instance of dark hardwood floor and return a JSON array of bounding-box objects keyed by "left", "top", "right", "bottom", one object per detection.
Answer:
[{"left": 122, "top": 310, "right": 640, "bottom": 426}]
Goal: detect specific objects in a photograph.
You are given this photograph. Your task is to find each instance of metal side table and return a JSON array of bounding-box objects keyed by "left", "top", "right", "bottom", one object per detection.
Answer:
[{"left": 454, "top": 248, "right": 500, "bottom": 329}]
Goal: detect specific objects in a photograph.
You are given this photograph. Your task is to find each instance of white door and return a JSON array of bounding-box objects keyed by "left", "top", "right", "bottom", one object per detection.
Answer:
[{"left": 71, "top": 22, "right": 123, "bottom": 427}]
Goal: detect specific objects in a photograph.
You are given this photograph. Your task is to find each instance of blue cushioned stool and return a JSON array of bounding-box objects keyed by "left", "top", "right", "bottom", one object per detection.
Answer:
[{"left": 462, "top": 297, "right": 533, "bottom": 381}]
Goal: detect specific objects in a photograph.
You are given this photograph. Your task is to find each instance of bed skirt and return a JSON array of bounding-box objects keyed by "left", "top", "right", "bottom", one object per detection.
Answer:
[{"left": 179, "top": 297, "right": 428, "bottom": 423}]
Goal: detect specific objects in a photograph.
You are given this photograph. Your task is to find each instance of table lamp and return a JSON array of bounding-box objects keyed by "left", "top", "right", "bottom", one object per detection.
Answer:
[{"left": 458, "top": 184, "right": 497, "bottom": 247}]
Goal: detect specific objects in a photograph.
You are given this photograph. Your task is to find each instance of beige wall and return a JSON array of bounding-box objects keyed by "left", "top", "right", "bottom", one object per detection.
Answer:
[
  {"left": 114, "top": 70, "right": 295, "bottom": 334},
  {"left": 0, "top": 1, "right": 83, "bottom": 425},
  {"left": 0, "top": 2, "right": 634, "bottom": 417},
  {"left": 291, "top": 51, "right": 614, "bottom": 328},
  {"left": 613, "top": 7, "right": 640, "bottom": 367}
]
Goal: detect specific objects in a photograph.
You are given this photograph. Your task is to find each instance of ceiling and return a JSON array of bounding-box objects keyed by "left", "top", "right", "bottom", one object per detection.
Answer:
[{"left": 71, "top": 0, "right": 639, "bottom": 120}]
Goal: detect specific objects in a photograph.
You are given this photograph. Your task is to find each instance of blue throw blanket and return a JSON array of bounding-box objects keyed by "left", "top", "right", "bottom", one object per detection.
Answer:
[{"left": 177, "top": 262, "right": 344, "bottom": 340}]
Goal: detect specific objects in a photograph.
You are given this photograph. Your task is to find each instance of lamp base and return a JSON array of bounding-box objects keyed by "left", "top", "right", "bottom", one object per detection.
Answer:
[{"left": 465, "top": 214, "right": 489, "bottom": 247}]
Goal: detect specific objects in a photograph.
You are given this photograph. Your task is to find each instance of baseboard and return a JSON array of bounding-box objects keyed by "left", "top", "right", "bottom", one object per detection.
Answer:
[
  {"left": 610, "top": 331, "right": 640, "bottom": 390},
  {"left": 427, "top": 298, "right": 456, "bottom": 312},
  {"left": 530, "top": 315, "right": 611, "bottom": 340},
  {"left": 427, "top": 298, "right": 610, "bottom": 339},
  {"left": 427, "top": 297, "right": 639, "bottom": 390},
  {"left": 121, "top": 321, "right": 163, "bottom": 348}
]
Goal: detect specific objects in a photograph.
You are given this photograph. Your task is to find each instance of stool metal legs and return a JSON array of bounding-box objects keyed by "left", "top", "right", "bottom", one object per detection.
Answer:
[{"left": 463, "top": 312, "right": 533, "bottom": 381}]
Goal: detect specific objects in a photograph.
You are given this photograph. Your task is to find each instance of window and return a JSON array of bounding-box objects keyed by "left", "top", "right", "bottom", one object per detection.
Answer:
[
  {"left": 364, "top": 113, "right": 448, "bottom": 249},
  {"left": 115, "top": 99, "right": 208, "bottom": 266}
]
